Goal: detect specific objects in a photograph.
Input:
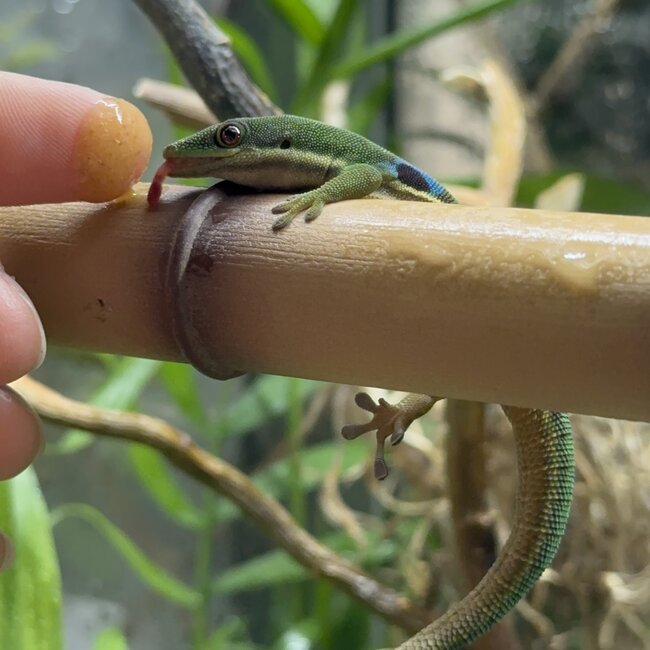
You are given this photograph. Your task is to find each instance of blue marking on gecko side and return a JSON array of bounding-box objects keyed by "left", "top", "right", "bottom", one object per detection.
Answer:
[{"left": 390, "top": 160, "right": 457, "bottom": 203}]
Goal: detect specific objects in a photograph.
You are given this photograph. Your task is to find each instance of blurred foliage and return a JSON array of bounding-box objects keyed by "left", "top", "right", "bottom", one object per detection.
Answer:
[
  {"left": 165, "top": 0, "right": 528, "bottom": 130},
  {"left": 51, "top": 503, "right": 201, "bottom": 608},
  {"left": 517, "top": 172, "right": 650, "bottom": 216},
  {"left": 0, "top": 469, "right": 62, "bottom": 650},
  {"left": 3, "top": 0, "right": 649, "bottom": 649},
  {"left": 92, "top": 627, "right": 130, "bottom": 650},
  {"left": 0, "top": 10, "right": 59, "bottom": 71}
]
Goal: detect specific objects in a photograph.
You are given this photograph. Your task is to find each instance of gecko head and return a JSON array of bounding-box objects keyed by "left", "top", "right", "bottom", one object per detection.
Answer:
[
  {"left": 163, "top": 120, "right": 250, "bottom": 158},
  {"left": 162, "top": 119, "right": 255, "bottom": 176}
]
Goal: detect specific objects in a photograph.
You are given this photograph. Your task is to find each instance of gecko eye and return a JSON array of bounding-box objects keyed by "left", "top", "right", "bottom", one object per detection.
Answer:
[{"left": 216, "top": 124, "right": 242, "bottom": 148}]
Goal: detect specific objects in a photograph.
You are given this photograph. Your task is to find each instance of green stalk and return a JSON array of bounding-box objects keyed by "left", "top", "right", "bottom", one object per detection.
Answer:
[
  {"left": 190, "top": 498, "right": 216, "bottom": 648},
  {"left": 332, "top": 0, "right": 530, "bottom": 79},
  {"left": 286, "top": 377, "right": 306, "bottom": 621}
]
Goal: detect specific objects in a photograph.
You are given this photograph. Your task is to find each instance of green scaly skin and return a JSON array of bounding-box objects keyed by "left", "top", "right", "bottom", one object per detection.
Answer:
[
  {"left": 146, "top": 115, "right": 456, "bottom": 229},
  {"left": 343, "top": 394, "right": 574, "bottom": 649},
  {"left": 150, "top": 115, "right": 575, "bottom": 649}
]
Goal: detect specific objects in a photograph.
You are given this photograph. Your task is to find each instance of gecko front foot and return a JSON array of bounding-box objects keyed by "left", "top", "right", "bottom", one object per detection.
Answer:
[
  {"left": 271, "top": 191, "right": 325, "bottom": 230},
  {"left": 341, "top": 392, "right": 409, "bottom": 480}
]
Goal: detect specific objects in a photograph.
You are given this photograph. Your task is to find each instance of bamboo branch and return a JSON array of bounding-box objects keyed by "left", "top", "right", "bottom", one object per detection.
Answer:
[
  {"left": 442, "top": 61, "right": 525, "bottom": 649},
  {"left": 1, "top": 185, "right": 648, "bottom": 421}
]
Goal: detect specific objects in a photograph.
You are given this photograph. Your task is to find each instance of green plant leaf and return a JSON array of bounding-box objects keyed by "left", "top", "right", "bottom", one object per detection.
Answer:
[
  {"left": 211, "top": 547, "right": 308, "bottom": 595},
  {"left": 221, "top": 376, "right": 323, "bottom": 439},
  {"left": 163, "top": 44, "right": 186, "bottom": 87},
  {"left": 291, "top": 0, "right": 361, "bottom": 114},
  {"left": 265, "top": 0, "right": 324, "bottom": 45},
  {"left": 215, "top": 18, "right": 279, "bottom": 100},
  {"left": 259, "top": 439, "right": 368, "bottom": 486},
  {"left": 127, "top": 444, "right": 204, "bottom": 529},
  {"left": 4, "top": 41, "right": 59, "bottom": 71},
  {"left": 324, "top": 599, "right": 372, "bottom": 650},
  {"left": 91, "top": 353, "right": 123, "bottom": 371},
  {"left": 51, "top": 503, "right": 200, "bottom": 608},
  {"left": 0, "top": 468, "right": 62, "bottom": 650},
  {"left": 200, "top": 617, "right": 258, "bottom": 650},
  {"left": 516, "top": 172, "right": 650, "bottom": 216},
  {"left": 159, "top": 362, "right": 207, "bottom": 426},
  {"left": 348, "top": 77, "right": 392, "bottom": 135},
  {"left": 49, "top": 358, "right": 161, "bottom": 455},
  {"left": 0, "top": 10, "right": 36, "bottom": 42},
  {"left": 333, "top": 0, "right": 530, "bottom": 79},
  {"left": 211, "top": 440, "right": 370, "bottom": 524},
  {"left": 210, "top": 530, "right": 397, "bottom": 596},
  {"left": 93, "top": 627, "right": 129, "bottom": 650}
]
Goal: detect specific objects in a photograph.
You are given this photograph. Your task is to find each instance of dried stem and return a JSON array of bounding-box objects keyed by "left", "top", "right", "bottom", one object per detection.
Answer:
[{"left": 13, "top": 375, "right": 430, "bottom": 635}]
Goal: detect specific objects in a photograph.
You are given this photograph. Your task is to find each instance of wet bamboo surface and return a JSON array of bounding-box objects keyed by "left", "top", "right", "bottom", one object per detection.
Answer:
[{"left": 1, "top": 182, "right": 648, "bottom": 421}]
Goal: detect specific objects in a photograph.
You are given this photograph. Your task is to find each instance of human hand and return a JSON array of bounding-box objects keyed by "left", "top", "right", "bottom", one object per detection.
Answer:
[{"left": 0, "top": 72, "right": 152, "bottom": 568}]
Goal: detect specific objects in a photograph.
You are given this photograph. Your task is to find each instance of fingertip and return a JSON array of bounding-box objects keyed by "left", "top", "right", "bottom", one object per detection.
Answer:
[
  {"left": 0, "top": 386, "right": 42, "bottom": 481},
  {"left": 0, "top": 72, "right": 152, "bottom": 206},
  {"left": 0, "top": 270, "right": 46, "bottom": 383},
  {"left": 74, "top": 97, "right": 153, "bottom": 202}
]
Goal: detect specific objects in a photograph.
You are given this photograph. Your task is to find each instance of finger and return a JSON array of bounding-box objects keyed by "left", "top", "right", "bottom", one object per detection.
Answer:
[
  {"left": 0, "top": 72, "right": 152, "bottom": 206},
  {"left": 0, "top": 386, "right": 42, "bottom": 481},
  {"left": 0, "top": 267, "right": 46, "bottom": 384}
]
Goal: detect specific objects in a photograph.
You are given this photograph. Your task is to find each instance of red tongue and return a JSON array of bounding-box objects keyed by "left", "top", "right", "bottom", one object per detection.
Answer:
[{"left": 147, "top": 160, "right": 172, "bottom": 208}]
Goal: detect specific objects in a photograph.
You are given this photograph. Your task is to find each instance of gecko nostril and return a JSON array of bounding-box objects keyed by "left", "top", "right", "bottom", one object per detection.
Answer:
[{"left": 280, "top": 139, "right": 291, "bottom": 149}]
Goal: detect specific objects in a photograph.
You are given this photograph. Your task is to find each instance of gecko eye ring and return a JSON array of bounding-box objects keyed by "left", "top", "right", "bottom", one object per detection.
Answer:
[{"left": 216, "top": 124, "right": 242, "bottom": 148}]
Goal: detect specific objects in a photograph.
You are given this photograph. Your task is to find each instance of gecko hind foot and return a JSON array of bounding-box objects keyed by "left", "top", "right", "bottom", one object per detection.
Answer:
[{"left": 341, "top": 392, "right": 408, "bottom": 480}]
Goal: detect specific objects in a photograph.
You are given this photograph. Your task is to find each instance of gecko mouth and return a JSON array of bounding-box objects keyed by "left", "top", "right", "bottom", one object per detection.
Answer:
[
  {"left": 161, "top": 156, "right": 231, "bottom": 177},
  {"left": 146, "top": 155, "right": 237, "bottom": 208},
  {"left": 147, "top": 158, "right": 220, "bottom": 208},
  {"left": 147, "top": 149, "right": 241, "bottom": 209}
]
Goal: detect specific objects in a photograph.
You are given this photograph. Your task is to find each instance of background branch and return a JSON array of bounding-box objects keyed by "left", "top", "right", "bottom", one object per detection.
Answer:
[
  {"left": 532, "top": 0, "right": 622, "bottom": 113},
  {"left": 131, "top": 0, "right": 279, "bottom": 119},
  {"left": 12, "top": 375, "right": 429, "bottom": 635}
]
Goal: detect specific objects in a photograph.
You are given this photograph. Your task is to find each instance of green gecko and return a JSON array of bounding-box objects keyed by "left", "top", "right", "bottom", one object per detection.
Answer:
[
  {"left": 149, "top": 115, "right": 575, "bottom": 649},
  {"left": 146, "top": 114, "right": 457, "bottom": 227},
  {"left": 342, "top": 393, "right": 573, "bottom": 649}
]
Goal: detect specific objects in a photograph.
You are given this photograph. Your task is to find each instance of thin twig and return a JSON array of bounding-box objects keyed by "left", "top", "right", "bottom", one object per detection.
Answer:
[
  {"left": 532, "top": 0, "right": 621, "bottom": 112},
  {"left": 13, "top": 375, "right": 431, "bottom": 635},
  {"left": 132, "top": 78, "right": 215, "bottom": 129},
  {"left": 131, "top": 0, "right": 279, "bottom": 119}
]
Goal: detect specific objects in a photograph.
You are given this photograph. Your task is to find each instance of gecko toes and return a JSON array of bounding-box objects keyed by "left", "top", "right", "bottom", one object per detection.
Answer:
[
  {"left": 374, "top": 458, "right": 389, "bottom": 480},
  {"left": 271, "top": 190, "right": 323, "bottom": 228},
  {"left": 354, "top": 392, "right": 377, "bottom": 412},
  {"left": 271, "top": 203, "right": 290, "bottom": 215},
  {"left": 272, "top": 215, "right": 292, "bottom": 230},
  {"left": 271, "top": 198, "right": 311, "bottom": 229},
  {"left": 390, "top": 427, "right": 405, "bottom": 446},
  {"left": 304, "top": 201, "right": 324, "bottom": 222},
  {"left": 341, "top": 423, "right": 371, "bottom": 440},
  {"left": 342, "top": 392, "right": 417, "bottom": 480}
]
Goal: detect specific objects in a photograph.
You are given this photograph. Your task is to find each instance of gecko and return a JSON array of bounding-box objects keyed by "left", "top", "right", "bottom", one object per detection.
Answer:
[
  {"left": 148, "top": 115, "right": 575, "bottom": 649},
  {"left": 147, "top": 114, "right": 456, "bottom": 227}
]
